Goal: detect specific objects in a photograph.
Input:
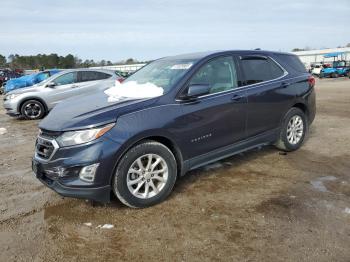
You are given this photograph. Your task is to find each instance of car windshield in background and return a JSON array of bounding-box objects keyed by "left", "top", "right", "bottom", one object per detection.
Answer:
[
  {"left": 37, "top": 75, "right": 55, "bottom": 86},
  {"left": 123, "top": 58, "right": 197, "bottom": 93}
]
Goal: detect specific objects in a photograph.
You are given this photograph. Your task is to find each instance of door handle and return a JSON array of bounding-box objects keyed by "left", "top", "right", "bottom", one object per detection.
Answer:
[
  {"left": 231, "top": 94, "right": 243, "bottom": 102},
  {"left": 71, "top": 85, "right": 78, "bottom": 88}
]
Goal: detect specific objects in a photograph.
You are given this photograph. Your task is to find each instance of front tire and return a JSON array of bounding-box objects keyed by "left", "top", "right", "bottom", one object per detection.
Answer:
[
  {"left": 275, "top": 108, "right": 308, "bottom": 152},
  {"left": 20, "top": 100, "right": 46, "bottom": 120},
  {"left": 113, "top": 140, "right": 177, "bottom": 208}
]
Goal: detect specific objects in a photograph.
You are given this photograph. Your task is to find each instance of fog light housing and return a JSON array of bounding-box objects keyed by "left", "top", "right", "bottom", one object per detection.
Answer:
[{"left": 79, "top": 163, "right": 99, "bottom": 182}]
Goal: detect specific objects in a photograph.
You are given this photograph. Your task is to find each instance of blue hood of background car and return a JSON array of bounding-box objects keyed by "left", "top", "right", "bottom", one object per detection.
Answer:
[
  {"left": 5, "top": 75, "right": 35, "bottom": 92},
  {"left": 39, "top": 91, "right": 159, "bottom": 132},
  {"left": 5, "top": 69, "right": 60, "bottom": 93}
]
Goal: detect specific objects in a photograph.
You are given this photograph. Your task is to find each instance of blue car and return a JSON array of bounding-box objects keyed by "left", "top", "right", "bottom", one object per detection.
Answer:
[
  {"left": 32, "top": 50, "right": 316, "bottom": 208},
  {"left": 320, "top": 61, "right": 350, "bottom": 78},
  {"left": 4, "top": 69, "right": 60, "bottom": 93}
]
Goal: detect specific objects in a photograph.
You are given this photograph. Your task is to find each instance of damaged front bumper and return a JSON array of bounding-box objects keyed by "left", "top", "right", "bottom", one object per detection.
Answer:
[{"left": 32, "top": 135, "right": 122, "bottom": 203}]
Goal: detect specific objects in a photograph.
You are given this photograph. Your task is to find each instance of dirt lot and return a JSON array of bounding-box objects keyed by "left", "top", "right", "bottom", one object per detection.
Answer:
[{"left": 0, "top": 78, "right": 349, "bottom": 262}]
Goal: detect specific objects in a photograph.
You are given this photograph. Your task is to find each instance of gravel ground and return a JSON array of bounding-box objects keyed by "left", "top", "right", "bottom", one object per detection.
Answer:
[{"left": 0, "top": 78, "right": 349, "bottom": 262}]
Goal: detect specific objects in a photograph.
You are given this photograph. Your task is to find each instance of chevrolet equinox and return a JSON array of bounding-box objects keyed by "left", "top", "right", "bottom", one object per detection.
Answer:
[{"left": 32, "top": 50, "right": 316, "bottom": 208}]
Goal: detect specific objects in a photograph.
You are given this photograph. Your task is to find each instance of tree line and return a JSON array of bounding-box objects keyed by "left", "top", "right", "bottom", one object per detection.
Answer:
[{"left": 0, "top": 53, "right": 141, "bottom": 70}]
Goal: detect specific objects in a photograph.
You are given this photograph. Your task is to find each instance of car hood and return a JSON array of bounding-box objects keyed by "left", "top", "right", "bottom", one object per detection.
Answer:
[
  {"left": 7, "top": 85, "right": 41, "bottom": 95},
  {"left": 4, "top": 74, "right": 38, "bottom": 92},
  {"left": 39, "top": 91, "right": 159, "bottom": 131}
]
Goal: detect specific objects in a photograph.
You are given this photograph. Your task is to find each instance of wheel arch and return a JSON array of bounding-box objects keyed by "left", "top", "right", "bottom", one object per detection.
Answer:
[
  {"left": 18, "top": 97, "right": 48, "bottom": 114},
  {"left": 278, "top": 102, "right": 309, "bottom": 128},
  {"left": 109, "top": 134, "right": 184, "bottom": 185},
  {"left": 292, "top": 102, "right": 308, "bottom": 119}
]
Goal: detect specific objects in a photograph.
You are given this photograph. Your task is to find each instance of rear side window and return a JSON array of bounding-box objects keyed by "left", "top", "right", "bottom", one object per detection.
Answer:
[
  {"left": 240, "top": 57, "right": 284, "bottom": 85},
  {"left": 277, "top": 54, "right": 306, "bottom": 73},
  {"left": 78, "top": 71, "right": 111, "bottom": 82}
]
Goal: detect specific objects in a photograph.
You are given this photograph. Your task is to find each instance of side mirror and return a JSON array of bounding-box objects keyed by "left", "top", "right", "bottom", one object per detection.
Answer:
[
  {"left": 186, "top": 84, "right": 210, "bottom": 98},
  {"left": 46, "top": 82, "right": 56, "bottom": 88}
]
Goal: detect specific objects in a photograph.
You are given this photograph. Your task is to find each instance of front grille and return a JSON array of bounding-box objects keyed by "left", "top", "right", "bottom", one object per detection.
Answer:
[
  {"left": 40, "top": 129, "right": 62, "bottom": 138},
  {"left": 35, "top": 136, "right": 59, "bottom": 161}
]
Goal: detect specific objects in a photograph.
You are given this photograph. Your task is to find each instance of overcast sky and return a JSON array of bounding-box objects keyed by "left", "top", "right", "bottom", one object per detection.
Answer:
[{"left": 0, "top": 0, "right": 349, "bottom": 61}]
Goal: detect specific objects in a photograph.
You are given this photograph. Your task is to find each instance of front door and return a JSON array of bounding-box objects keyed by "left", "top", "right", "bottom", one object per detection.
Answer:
[
  {"left": 175, "top": 55, "right": 247, "bottom": 160},
  {"left": 45, "top": 72, "right": 81, "bottom": 108}
]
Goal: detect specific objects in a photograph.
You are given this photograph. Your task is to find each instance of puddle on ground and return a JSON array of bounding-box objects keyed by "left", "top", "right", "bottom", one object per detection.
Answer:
[{"left": 310, "top": 176, "right": 337, "bottom": 192}]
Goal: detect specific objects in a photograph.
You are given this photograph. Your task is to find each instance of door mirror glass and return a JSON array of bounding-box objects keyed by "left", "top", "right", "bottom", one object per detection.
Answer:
[
  {"left": 187, "top": 84, "right": 210, "bottom": 98},
  {"left": 46, "top": 82, "right": 56, "bottom": 88}
]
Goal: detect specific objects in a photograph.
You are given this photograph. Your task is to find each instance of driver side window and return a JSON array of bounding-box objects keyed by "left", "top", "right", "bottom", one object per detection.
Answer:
[
  {"left": 189, "top": 56, "right": 239, "bottom": 95},
  {"left": 53, "top": 72, "right": 77, "bottom": 86}
]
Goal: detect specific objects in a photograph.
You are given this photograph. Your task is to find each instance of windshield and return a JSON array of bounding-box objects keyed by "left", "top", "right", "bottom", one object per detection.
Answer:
[
  {"left": 123, "top": 58, "right": 197, "bottom": 93},
  {"left": 36, "top": 72, "right": 50, "bottom": 82},
  {"left": 333, "top": 61, "right": 345, "bottom": 67}
]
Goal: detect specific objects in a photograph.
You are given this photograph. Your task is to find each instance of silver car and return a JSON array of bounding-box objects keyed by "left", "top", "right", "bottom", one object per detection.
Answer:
[{"left": 3, "top": 69, "right": 121, "bottom": 120}]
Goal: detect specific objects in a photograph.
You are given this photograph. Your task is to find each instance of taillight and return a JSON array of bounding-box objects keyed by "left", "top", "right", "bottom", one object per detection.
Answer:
[
  {"left": 308, "top": 75, "right": 315, "bottom": 88},
  {"left": 117, "top": 77, "right": 124, "bottom": 83}
]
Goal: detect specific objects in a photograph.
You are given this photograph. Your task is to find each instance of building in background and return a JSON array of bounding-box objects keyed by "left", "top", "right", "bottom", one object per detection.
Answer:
[
  {"left": 293, "top": 47, "right": 350, "bottom": 67},
  {"left": 90, "top": 63, "right": 146, "bottom": 73}
]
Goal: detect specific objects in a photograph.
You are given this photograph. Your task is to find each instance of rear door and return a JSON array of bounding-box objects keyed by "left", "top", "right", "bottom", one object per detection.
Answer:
[
  {"left": 175, "top": 55, "right": 247, "bottom": 160},
  {"left": 239, "top": 55, "right": 291, "bottom": 137}
]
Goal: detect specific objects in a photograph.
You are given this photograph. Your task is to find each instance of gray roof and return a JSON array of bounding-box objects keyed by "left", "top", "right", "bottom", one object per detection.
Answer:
[{"left": 159, "top": 49, "right": 293, "bottom": 61}]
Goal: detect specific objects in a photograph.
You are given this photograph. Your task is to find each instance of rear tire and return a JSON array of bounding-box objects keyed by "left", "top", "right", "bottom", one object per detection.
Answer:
[
  {"left": 20, "top": 100, "right": 46, "bottom": 120},
  {"left": 331, "top": 72, "right": 338, "bottom": 78},
  {"left": 275, "top": 108, "right": 308, "bottom": 152},
  {"left": 113, "top": 140, "right": 177, "bottom": 208}
]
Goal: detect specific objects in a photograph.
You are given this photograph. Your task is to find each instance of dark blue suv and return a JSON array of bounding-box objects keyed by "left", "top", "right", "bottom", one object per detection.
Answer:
[{"left": 32, "top": 50, "right": 316, "bottom": 208}]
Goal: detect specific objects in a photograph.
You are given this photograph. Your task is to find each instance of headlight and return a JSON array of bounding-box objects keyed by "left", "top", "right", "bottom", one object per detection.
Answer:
[
  {"left": 6, "top": 94, "right": 20, "bottom": 100},
  {"left": 56, "top": 123, "right": 115, "bottom": 147}
]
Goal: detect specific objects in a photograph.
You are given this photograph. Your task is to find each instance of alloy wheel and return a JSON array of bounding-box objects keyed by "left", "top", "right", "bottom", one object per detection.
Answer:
[
  {"left": 286, "top": 115, "right": 304, "bottom": 145},
  {"left": 126, "top": 154, "right": 168, "bottom": 199},
  {"left": 24, "top": 103, "right": 42, "bottom": 119}
]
